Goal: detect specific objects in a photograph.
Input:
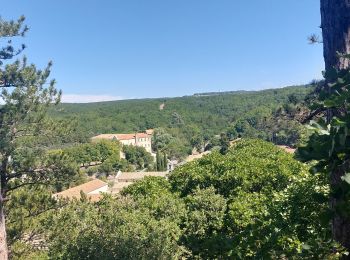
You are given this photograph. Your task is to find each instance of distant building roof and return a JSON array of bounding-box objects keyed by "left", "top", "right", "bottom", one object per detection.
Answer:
[
  {"left": 117, "top": 172, "right": 167, "bottom": 182},
  {"left": 277, "top": 145, "right": 296, "bottom": 154},
  {"left": 54, "top": 179, "right": 108, "bottom": 200},
  {"left": 145, "top": 129, "right": 154, "bottom": 135},
  {"left": 92, "top": 133, "right": 150, "bottom": 141},
  {"left": 185, "top": 151, "right": 211, "bottom": 162},
  {"left": 111, "top": 182, "right": 132, "bottom": 193},
  {"left": 86, "top": 194, "right": 104, "bottom": 202}
]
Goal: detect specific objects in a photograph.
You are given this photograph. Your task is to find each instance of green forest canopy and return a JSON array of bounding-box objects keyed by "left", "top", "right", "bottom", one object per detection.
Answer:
[
  {"left": 16, "top": 139, "right": 338, "bottom": 259},
  {"left": 51, "top": 84, "right": 313, "bottom": 146}
]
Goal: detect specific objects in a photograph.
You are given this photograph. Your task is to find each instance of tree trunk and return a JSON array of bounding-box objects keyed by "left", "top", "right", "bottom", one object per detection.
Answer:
[
  {"left": 0, "top": 202, "right": 8, "bottom": 260},
  {"left": 320, "top": 0, "right": 350, "bottom": 252},
  {"left": 330, "top": 168, "right": 350, "bottom": 252},
  {"left": 321, "top": 0, "right": 350, "bottom": 71},
  {"left": 0, "top": 160, "right": 9, "bottom": 260}
]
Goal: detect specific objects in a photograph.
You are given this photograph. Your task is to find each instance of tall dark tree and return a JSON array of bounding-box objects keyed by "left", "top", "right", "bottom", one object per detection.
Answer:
[
  {"left": 163, "top": 153, "right": 167, "bottom": 171},
  {"left": 320, "top": 0, "right": 350, "bottom": 251},
  {"left": 219, "top": 133, "right": 229, "bottom": 155},
  {"left": 156, "top": 151, "right": 162, "bottom": 171},
  {"left": 321, "top": 0, "right": 350, "bottom": 71}
]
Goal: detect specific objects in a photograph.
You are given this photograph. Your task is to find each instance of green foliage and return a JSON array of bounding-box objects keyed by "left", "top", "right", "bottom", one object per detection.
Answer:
[
  {"left": 163, "top": 153, "right": 167, "bottom": 170},
  {"left": 45, "top": 197, "right": 186, "bottom": 259},
  {"left": 97, "top": 159, "right": 114, "bottom": 175},
  {"left": 219, "top": 132, "right": 230, "bottom": 154},
  {"left": 182, "top": 187, "right": 228, "bottom": 259},
  {"left": 168, "top": 139, "right": 337, "bottom": 258},
  {"left": 123, "top": 145, "right": 154, "bottom": 170},
  {"left": 51, "top": 85, "right": 313, "bottom": 153},
  {"left": 121, "top": 176, "right": 171, "bottom": 199},
  {"left": 170, "top": 112, "right": 184, "bottom": 127},
  {"left": 297, "top": 67, "right": 350, "bottom": 254},
  {"left": 121, "top": 177, "right": 187, "bottom": 229},
  {"left": 0, "top": 16, "right": 28, "bottom": 64},
  {"left": 170, "top": 139, "right": 305, "bottom": 197},
  {"left": 226, "top": 103, "right": 304, "bottom": 147},
  {"left": 64, "top": 139, "right": 121, "bottom": 165},
  {"left": 151, "top": 127, "right": 191, "bottom": 160},
  {"left": 61, "top": 140, "right": 151, "bottom": 174},
  {"left": 156, "top": 151, "right": 167, "bottom": 171},
  {"left": 6, "top": 186, "right": 57, "bottom": 259},
  {"left": 298, "top": 68, "right": 350, "bottom": 169},
  {"left": 17, "top": 139, "right": 339, "bottom": 259},
  {"left": 0, "top": 52, "right": 70, "bottom": 196},
  {"left": 152, "top": 127, "right": 174, "bottom": 151},
  {"left": 0, "top": 16, "right": 88, "bottom": 258}
]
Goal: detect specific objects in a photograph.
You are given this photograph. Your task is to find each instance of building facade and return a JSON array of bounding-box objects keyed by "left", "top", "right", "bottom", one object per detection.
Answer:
[{"left": 91, "top": 130, "right": 153, "bottom": 153}]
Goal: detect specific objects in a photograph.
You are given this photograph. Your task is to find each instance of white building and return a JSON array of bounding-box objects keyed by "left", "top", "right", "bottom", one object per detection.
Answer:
[{"left": 91, "top": 129, "right": 153, "bottom": 153}]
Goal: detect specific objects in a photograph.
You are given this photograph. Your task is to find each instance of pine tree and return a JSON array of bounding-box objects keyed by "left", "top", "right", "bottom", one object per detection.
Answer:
[{"left": 0, "top": 16, "right": 75, "bottom": 259}]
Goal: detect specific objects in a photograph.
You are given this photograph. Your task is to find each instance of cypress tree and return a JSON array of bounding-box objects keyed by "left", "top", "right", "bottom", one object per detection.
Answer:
[
  {"left": 159, "top": 152, "right": 164, "bottom": 171},
  {"left": 156, "top": 152, "right": 161, "bottom": 171},
  {"left": 163, "top": 153, "right": 167, "bottom": 171}
]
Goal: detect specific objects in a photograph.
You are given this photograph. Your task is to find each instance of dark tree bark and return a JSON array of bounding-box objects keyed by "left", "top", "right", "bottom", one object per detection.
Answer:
[
  {"left": 331, "top": 168, "right": 350, "bottom": 252},
  {"left": 321, "top": 0, "right": 350, "bottom": 71},
  {"left": 0, "top": 158, "right": 8, "bottom": 260},
  {"left": 0, "top": 204, "right": 8, "bottom": 260},
  {"left": 321, "top": 0, "right": 350, "bottom": 252}
]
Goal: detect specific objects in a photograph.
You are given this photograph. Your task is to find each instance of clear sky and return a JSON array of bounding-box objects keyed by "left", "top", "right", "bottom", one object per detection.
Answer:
[{"left": 2, "top": 0, "right": 323, "bottom": 102}]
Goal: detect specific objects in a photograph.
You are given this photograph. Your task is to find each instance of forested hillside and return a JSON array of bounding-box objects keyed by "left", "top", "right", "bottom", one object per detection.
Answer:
[{"left": 51, "top": 85, "right": 313, "bottom": 156}]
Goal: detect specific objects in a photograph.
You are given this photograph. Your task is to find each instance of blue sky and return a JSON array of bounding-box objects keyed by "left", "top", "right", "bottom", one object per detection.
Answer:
[{"left": 2, "top": 0, "right": 323, "bottom": 102}]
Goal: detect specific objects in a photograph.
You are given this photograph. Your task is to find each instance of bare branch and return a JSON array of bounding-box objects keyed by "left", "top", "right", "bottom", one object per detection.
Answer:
[{"left": 300, "top": 107, "right": 326, "bottom": 124}]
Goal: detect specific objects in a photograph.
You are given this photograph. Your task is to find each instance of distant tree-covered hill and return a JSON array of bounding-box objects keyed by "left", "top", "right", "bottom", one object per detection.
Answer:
[{"left": 50, "top": 84, "right": 313, "bottom": 158}]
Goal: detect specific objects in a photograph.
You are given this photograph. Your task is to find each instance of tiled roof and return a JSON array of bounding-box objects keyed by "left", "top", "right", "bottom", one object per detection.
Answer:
[
  {"left": 86, "top": 194, "right": 104, "bottom": 202},
  {"left": 277, "top": 145, "right": 296, "bottom": 154},
  {"left": 54, "top": 179, "right": 108, "bottom": 200},
  {"left": 117, "top": 133, "right": 149, "bottom": 140},
  {"left": 91, "top": 133, "right": 150, "bottom": 141},
  {"left": 185, "top": 151, "right": 211, "bottom": 162},
  {"left": 145, "top": 129, "right": 154, "bottom": 135},
  {"left": 91, "top": 134, "right": 118, "bottom": 140},
  {"left": 117, "top": 172, "right": 167, "bottom": 182},
  {"left": 111, "top": 182, "right": 132, "bottom": 193}
]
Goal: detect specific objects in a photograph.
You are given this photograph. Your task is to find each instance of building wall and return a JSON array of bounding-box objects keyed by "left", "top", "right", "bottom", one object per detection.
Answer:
[
  {"left": 120, "top": 136, "right": 152, "bottom": 153},
  {"left": 120, "top": 139, "right": 135, "bottom": 146},
  {"left": 92, "top": 131, "right": 153, "bottom": 154},
  {"left": 136, "top": 136, "right": 152, "bottom": 153}
]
